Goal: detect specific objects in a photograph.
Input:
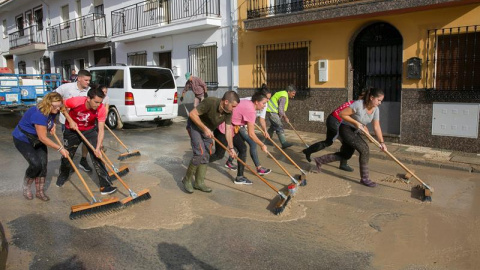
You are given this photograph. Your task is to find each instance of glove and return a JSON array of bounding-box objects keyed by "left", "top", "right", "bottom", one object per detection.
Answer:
[
  {"left": 204, "top": 92, "right": 208, "bottom": 98},
  {"left": 180, "top": 96, "right": 184, "bottom": 102}
]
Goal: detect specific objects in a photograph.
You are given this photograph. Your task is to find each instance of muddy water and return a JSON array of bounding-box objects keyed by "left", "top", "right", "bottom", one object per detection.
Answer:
[{"left": 0, "top": 119, "right": 479, "bottom": 269}]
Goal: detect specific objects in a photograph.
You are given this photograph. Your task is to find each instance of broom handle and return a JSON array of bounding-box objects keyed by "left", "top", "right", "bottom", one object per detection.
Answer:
[
  {"left": 266, "top": 151, "right": 294, "bottom": 179},
  {"left": 75, "top": 129, "right": 133, "bottom": 191},
  {"left": 287, "top": 122, "right": 309, "bottom": 147},
  {"left": 361, "top": 130, "right": 433, "bottom": 191},
  {"left": 212, "top": 136, "right": 281, "bottom": 193},
  {"left": 105, "top": 125, "right": 130, "bottom": 151},
  {"left": 53, "top": 133, "right": 96, "bottom": 200},
  {"left": 255, "top": 123, "right": 304, "bottom": 173}
]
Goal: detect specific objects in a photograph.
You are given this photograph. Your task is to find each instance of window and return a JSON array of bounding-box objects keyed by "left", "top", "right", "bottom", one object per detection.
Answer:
[
  {"left": 18, "top": 61, "right": 26, "bottom": 74},
  {"left": 130, "top": 67, "right": 174, "bottom": 89},
  {"left": 188, "top": 43, "right": 218, "bottom": 89},
  {"left": 90, "top": 69, "right": 124, "bottom": 88},
  {"left": 94, "top": 4, "right": 104, "bottom": 15},
  {"left": 426, "top": 25, "right": 480, "bottom": 92},
  {"left": 61, "top": 5, "right": 69, "bottom": 27},
  {"left": 34, "top": 7, "right": 43, "bottom": 30},
  {"left": 255, "top": 41, "right": 310, "bottom": 97},
  {"left": 15, "top": 15, "right": 24, "bottom": 36},
  {"left": 2, "top": 19, "right": 6, "bottom": 38},
  {"left": 127, "top": 51, "right": 147, "bottom": 66}
]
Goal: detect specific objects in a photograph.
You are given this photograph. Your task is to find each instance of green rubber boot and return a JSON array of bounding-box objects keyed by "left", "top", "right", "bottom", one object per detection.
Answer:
[
  {"left": 278, "top": 133, "right": 293, "bottom": 149},
  {"left": 193, "top": 164, "right": 212, "bottom": 193},
  {"left": 339, "top": 159, "right": 354, "bottom": 172},
  {"left": 182, "top": 162, "right": 197, "bottom": 194}
]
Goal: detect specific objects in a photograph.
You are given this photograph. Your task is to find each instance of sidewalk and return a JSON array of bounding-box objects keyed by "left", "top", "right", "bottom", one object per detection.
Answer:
[{"left": 280, "top": 128, "right": 480, "bottom": 174}]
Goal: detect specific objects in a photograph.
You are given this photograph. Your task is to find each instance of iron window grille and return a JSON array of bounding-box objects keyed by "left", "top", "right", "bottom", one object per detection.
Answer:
[
  {"left": 188, "top": 42, "right": 218, "bottom": 89},
  {"left": 425, "top": 25, "right": 480, "bottom": 101},
  {"left": 255, "top": 40, "right": 310, "bottom": 98},
  {"left": 128, "top": 51, "right": 147, "bottom": 66}
]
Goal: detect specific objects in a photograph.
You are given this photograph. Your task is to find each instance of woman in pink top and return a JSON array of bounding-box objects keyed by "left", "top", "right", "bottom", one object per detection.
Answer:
[{"left": 210, "top": 91, "right": 269, "bottom": 185}]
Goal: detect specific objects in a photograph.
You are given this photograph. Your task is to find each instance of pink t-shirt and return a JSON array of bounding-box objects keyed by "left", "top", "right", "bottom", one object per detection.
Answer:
[
  {"left": 65, "top": 96, "right": 106, "bottom": 131},
  {"left": 217, "top": 100, "right": 256, "bottom": 135}
]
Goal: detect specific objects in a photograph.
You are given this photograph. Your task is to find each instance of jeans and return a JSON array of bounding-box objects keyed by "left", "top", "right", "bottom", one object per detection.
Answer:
[
  {"left": 59, "top": 128, "right": 111, "bottom": 188},
  {"left": 227, "top": 126, "right": 260, "bottom": 168},
  {"left": 13, "top": 137, "right": 48, "bottom": 178},
  {"left": 267, "top": 112, "right": 284, "bottom": 134}
]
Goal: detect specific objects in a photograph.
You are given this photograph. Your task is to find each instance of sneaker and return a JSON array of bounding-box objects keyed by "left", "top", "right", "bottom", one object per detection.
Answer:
[
  {"left": 225, "top": 161, "right": 238, "bottom": 171},
  {"left": 100, "top": 186, "right": 117, "bottom": 195},
  {"left": 257, "top": 167, "right": 271, "bottom": 176},
  {"left": 234, "top": 176, "right": 253, "bottom": 185},
  {"left": 79, "top": 157, "right": 92, "bottom": 172},
  {"left": 360, "top": 179, "right": 377, "bottom": 187},
  {"left": 302, "top": 149, "right": 312, "bottom": 162},
  {"left": 56, "top": 173, "right": 69, "bottom": 187}
]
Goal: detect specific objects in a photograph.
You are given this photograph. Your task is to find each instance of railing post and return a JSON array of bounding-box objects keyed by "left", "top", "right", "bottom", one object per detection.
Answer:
[
  {"left": 136, "top": 3, "right": 139, "bottom": 31},
  {"left": 206, "top": 0, "right": 208, "bottom": 16}
]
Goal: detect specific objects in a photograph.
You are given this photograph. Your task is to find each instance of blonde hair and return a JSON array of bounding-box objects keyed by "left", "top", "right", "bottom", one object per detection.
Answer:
[{"left": 37, "top": 92, "right": 64, "bottom": 116}]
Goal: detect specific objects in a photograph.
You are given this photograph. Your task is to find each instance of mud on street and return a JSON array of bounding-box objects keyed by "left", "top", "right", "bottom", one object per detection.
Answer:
[{"left": 0, "top": 112, "right": 479, "bottom": 270}]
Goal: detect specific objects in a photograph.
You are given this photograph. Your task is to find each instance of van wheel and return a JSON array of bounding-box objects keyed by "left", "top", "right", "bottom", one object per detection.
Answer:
[{"left": 107, "top": 108, "right": 120, "bottom": 129}]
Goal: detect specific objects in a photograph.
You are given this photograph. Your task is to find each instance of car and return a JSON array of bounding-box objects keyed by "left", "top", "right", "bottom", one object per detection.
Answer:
[{"left": 88, "top": 65, "right": 178, "bottom": 129}]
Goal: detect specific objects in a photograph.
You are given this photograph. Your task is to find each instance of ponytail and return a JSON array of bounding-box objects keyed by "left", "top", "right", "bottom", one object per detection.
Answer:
[{"left": 362, "top": 87, "right": 384, "bottom": 106}]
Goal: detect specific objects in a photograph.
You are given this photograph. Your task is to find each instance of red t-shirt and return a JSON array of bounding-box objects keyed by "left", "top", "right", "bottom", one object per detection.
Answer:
[
  {"left": 331, "top": 100, "right": 355, "bottom": 122},
  {"left": 65, "top": 96, "right": 106, "bottom": 131}
]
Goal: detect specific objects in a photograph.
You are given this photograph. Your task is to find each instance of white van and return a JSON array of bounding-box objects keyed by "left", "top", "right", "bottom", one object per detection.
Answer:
[{"left": 88, "top": 65, "right": 178, "bottom": 129}]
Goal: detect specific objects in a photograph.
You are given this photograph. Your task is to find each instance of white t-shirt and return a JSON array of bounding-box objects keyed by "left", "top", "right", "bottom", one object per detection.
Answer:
[
  {"left": 240, "top": 97, "right": 267, "bottom": 119},
  {"left": 345, "top": 100, "right": 380, "bottom": 127},
  {"left": 55, "top": 82, "right": 90, "bottom": 124}
]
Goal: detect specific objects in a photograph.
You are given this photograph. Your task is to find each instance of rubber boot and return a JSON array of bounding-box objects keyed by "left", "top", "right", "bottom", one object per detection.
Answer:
[
  {"left": 314, "top": 154, "right": 341, "bottom": 172},
  {"left": 35, "top": 177, "right": 50, "bottom": 201},
  {"left": 278, "top": 133, "right": 293, "bottom": 149},
  {"left": 339, "top": 159, "right": 354, "bottom": 172},
  {"left": 359, "top": 162, "right": 377, "bottom": 187},
  {"left": 193, "top": 164, "right": 212, "bottom": 193},
  {"left": 23, "top": 177, "right": 34, "bottom": 200},
  {"left": 182, "top": 162, "right": 197, "bottom": 194}
]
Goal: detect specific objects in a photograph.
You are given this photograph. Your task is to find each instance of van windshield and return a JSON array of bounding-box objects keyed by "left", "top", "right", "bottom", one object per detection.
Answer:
[{"left": 130, "top": 68, "right": 175, "bottom": 89}]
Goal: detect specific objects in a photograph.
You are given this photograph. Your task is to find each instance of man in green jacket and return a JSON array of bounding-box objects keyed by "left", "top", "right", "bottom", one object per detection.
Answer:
[{"left": 266, "top": 85, "right": 296, "bottom": 149}]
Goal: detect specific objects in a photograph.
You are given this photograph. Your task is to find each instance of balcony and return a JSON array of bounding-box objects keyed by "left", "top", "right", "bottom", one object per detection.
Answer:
[
  {"left": 245, "top": 0, "right": 478, "bottom": 31},
  {"left": 9, "top": 25, "right": 46, "bottom": 55},
  {"left": 46, "top": 13, "right": 107, "bottom": 51},
  {"left": 111, "top": 0, "right": 221, "bottom": 43}
]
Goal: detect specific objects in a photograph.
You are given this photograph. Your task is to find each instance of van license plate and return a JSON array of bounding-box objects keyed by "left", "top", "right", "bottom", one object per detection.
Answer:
[{"left": 147, "top": 107, "right": 162, "bottom": 112}]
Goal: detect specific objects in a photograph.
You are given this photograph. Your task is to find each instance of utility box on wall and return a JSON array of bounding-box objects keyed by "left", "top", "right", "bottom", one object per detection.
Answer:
[
  {"left": 432, "top": 103, "right": 479, "bottom": 138},
  {"left": 318, "top": 60, "right": 328, "bottom": 82}
]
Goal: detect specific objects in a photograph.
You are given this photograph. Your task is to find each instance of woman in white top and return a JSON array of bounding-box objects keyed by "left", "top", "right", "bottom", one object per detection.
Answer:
[{"left": 314, "top": 87, "right": 387, "bottom": 187}]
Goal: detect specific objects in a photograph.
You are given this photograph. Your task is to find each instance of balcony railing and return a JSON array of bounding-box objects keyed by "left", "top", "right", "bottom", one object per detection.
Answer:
[
  {"left": 9, "top": 25, "right": 44, "bottom": 49},
  {"left": 46, "top": 13, "right": 106, "bottom": 46},
  {"left": 111, "top": 0, "right": 220, "bottom": 36},
  {"left": 247, "top": 0, "right": 361, "bottom": 19}
]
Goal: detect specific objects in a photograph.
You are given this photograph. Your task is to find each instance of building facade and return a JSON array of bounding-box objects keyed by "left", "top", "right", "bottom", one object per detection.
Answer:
[{"left": 238, "top": 0, "right": 480, "bottom": 153}]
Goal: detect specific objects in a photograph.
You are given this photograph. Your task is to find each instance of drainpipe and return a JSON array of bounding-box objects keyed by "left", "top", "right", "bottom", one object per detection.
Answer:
[{"left": 230, "top": 0, "right": 237, "bottom": 92}]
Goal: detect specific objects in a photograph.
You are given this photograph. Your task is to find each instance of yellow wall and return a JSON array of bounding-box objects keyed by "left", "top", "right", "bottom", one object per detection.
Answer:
[{"left": 238, "top": 3, "right": 480, "bottom": 89}]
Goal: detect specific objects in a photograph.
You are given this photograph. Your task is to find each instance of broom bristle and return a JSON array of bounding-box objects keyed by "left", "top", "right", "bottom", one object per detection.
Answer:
[
  {"left": 108, "top": 166, "right": 129, "bottom": 178},
  {"left": 273, "top": 195, "right": 291, "bottom": 215},
  {"left": 118, "top": 151, "right": 141, "bottom": 161},
  {"left": 120, "top": 189, "right": 151, "bottom": 207},
  {"left": 69, "top": 197, "right": 122, "bottom": 220}
]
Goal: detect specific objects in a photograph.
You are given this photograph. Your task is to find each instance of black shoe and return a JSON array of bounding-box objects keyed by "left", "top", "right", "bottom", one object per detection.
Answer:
[
  {"left": 302, "top": 149, "right": 312, "bottom": 162},
  {"left": 79, "top": 157, "right": 92, "bottom": 172},
  {"left": 56, "top": 173, "right": 69, "bottom": 187},
  {"left": 100, "top": 186, "right": 117, "bottom": 195}
]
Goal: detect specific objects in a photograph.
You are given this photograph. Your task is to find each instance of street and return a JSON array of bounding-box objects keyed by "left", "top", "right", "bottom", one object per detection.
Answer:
[{"left": 0, "top": 112, "right": 479, "bottom": 270}]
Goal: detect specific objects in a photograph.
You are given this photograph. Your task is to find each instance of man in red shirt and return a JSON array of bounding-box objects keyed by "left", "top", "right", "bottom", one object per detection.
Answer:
[{"left": 56, "top": 87, "right": 117, "bottom": 195}]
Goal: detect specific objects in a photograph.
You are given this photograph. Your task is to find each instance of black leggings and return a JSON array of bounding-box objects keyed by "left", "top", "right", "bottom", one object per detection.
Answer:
[
  {"left": 13, "top": 137, "right": 48, "bottom": 178},
  {"left": 336, "top": 124, "right": 369, "bottom": 165},
  {"left": 210, "top": 129, "right": 247, "bottom": 177}
]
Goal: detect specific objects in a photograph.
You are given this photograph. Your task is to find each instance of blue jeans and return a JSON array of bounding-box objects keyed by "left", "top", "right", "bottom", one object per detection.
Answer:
[{"left": 227, "top": 126, "right": 261, "bottom": 168}]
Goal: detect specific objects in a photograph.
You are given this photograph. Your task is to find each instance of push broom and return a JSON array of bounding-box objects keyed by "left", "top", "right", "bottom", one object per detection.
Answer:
[
  {"left": 76, "top": 129, "right": 151, "bottom": 206},
  {"left": 287, "top": 122, "right": 310, "bottom": 148},
  {"left": 105, "top": 125, "right": 141, "bottom": 161},
  {"left": 255, "top": 124, "right": 308, "bottom": 185},
  {"left": 53, "top": 133, "right": 121, "bottom": 219},
  {"left": 361, "top": 130, "right": 433, "bottom": 202},
  {"left": 213, "top": 137, "right": 291, "bottom": 215}
]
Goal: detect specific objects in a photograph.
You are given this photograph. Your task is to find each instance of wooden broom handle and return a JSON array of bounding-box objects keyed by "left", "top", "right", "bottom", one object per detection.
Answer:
[
  {"left": 105, "top": 125, "right": 129, "bottom": 150},
  {"left": 212, "top": 136, "right": 280, "bottom": 193},
  {"left": 254, "top": 123, "right": 304, "bottom": 172},
  {"left": 287, "top": 122, "right": 309, "bottom": 147},
  {"left": 53, "top": 133, "right": 96, "bottom": 199},
  {"left": 361, "top": 130, "right": 433, "bottom": 191},
  {"left": 266, "top": 151, "right": 294, "bottom": 179}
]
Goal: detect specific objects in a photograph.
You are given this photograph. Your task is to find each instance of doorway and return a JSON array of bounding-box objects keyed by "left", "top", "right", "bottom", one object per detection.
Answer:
[
  {"left": 155, "top": 52, "right": 171, "bottom": 69},
  {"left": 352, "top": 22, "right": 403, "bottom": 135},
  {"left": 94, "top": 48, "right": 111, "bottom": 66}
]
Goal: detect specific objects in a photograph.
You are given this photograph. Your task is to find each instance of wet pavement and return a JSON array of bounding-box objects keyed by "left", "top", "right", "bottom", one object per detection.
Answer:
[{"left": 0, "top": 112, "right": 479, "bottom": 270}]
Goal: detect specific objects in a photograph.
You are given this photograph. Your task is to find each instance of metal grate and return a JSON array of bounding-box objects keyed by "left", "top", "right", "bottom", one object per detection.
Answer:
[
  {"left": 426, "top": 25, "right": 480, "bottom": 95},
  {"left": 188, "top": 43, "right": 218, "bottom": 89},
  {"left": 255, "top": 41, "right": 310, "bottom": 98}
]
